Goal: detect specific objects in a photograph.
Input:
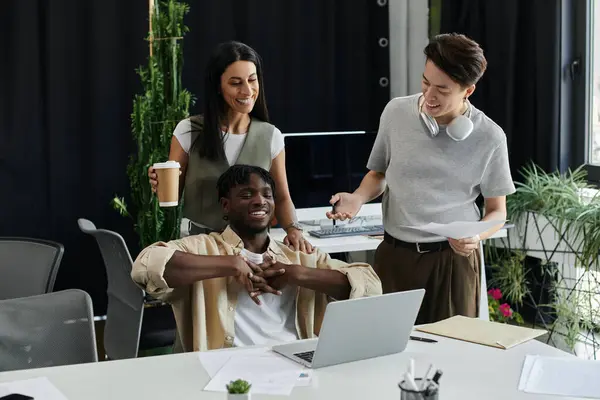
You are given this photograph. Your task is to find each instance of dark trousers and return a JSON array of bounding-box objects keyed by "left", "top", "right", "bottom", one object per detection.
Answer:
[{"left": 373, "top": 239, "right": 480, "bottom": 324}]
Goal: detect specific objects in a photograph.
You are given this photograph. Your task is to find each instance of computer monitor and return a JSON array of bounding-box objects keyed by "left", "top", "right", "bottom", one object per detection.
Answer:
[{"left": 283, "top": 131, "right": 379, "bottom": 210}]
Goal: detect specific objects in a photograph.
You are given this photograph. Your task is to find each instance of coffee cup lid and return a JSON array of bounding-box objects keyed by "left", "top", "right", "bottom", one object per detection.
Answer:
[{"left": 153, "top": 160, "right": 181, "bottom": 169}]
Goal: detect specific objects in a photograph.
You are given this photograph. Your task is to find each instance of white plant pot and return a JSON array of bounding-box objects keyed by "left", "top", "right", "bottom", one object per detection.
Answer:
[{"left": 228, "top": 394, "right": 251, "bottom": 400}]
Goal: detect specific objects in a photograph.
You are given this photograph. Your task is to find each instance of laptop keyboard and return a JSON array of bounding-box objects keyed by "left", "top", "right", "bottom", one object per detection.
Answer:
[{"left": 294, "top": 351, "right": 314, "bottom": 363}]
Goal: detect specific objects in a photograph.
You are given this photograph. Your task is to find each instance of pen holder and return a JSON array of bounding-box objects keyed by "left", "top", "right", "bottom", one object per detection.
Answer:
[{"left": 398, "top": 378, "right": 439, "bottom": 400}]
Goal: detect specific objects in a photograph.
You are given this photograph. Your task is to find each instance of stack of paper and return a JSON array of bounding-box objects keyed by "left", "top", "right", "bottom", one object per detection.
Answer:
[
  {"left": 0, "top": 377, "right": 68, "bottom": 400},
  {"left": 519, "top": 355, "right": 600, "bottom": 398},
  {"left": 415, "top": 315, "right": 546, "bottom": 349},
  {"left": 199, "top": 347, "right": 270, "bottom": 378},
  {"left": 199, "top": 348, "right": 309, "bottom": 396}
]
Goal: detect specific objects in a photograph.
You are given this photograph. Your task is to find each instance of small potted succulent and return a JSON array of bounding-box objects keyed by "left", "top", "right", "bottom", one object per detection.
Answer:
[{"left": 226, "top": 379, "right": 252, "bottom": 400}]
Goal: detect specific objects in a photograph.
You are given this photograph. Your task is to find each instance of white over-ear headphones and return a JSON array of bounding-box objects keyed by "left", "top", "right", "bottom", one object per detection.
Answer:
[{"left": 418, "top": 96, "right": 474, "bottom": 141}]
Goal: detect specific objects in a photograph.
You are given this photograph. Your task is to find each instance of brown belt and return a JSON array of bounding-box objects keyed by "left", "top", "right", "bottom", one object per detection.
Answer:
[{"left": 383, "top": 231, "right": 450, "bottom": 253}]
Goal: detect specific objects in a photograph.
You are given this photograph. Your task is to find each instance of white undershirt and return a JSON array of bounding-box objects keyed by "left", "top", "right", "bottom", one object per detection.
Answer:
[
  {"left": 172, "top": 118, "right": 285, "bottom": 165},
  {"left": 222, "top": 133, "right": 248, "bottom": 166},
  {"left": 233, "top": 249, "right": 298, "bottom": 347}
]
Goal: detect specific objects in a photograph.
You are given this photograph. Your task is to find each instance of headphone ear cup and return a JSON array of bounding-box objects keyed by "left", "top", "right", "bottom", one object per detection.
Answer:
[
  {"left": 420, "top": 112, "right": 439, "bottom": 137},
  {"left": 446, "top": 115, "right": 473, "bottom": 141}
]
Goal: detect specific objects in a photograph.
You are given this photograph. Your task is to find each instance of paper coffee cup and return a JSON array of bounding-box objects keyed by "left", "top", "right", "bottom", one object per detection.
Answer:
[{"left": 153, "top": 160, "right": 181, "bottom": 207}]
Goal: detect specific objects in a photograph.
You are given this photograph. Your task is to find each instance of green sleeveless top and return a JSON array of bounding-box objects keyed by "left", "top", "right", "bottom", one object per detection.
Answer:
[{"left": 183, "top": 115, "right": 275, "bottom": 231}]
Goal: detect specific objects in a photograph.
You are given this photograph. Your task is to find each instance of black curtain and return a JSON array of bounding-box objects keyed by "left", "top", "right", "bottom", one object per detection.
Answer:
[
  {"left": 182, "top": 1, "right": 388, "bottom": 133},
  {"left": 0, "top": 1, "right": 148, "bottom": 314},
  {"left": 183, "top": 1, "right": 390, "bottom": 208},
  {"left": 440, "top": 0, "right": 562, "bottom": 177},
  {"left": 0, "top": 1, "right": 388, "bottom": 314}
]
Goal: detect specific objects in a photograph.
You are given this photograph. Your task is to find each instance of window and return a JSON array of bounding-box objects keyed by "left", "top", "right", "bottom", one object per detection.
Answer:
[
  {"left": 569, "top": 0, "right": 597, "bottom": 179},
  {"left": 590, "top": 0, "right": 600, "bottom": 164}
]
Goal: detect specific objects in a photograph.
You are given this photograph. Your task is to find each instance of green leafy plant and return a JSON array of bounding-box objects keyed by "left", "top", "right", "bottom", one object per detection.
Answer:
[
  {"left": 111, "top": 0, "right": 193, "bottom": 248},
  {"left": 488, "top": 250, "right": 529, "bottom": 306},
  {"left": 507, "top": 163, "right": 600, "bottom": 271},
  {"left": 489, "top": 162, "right": 600, "bottom": 355},
  {"left": 487, "top": 288, "right": 524, "bottom": 324},
  {"left": 226, "top": 379, "right": 252, "bottom": 394}
]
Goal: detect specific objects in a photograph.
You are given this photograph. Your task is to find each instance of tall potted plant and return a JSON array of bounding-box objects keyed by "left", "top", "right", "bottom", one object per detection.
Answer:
[
  {"left": 112, "top": 0, "right": 193, "bottom": 248},
  {"left": 488, "top": 163, "right": 600, "bottom": 356}
]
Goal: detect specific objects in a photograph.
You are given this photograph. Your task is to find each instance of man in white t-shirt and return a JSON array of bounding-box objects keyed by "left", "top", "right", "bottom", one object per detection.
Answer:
[{"left": 132, "top": 165, "right": 382, "bottom": 352}]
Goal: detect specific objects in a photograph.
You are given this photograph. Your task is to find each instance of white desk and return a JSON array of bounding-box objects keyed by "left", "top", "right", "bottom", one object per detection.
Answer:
[
  {"left": 271, "top": 229, "right": 382, "bottom": 254},
  {"left": 270, "top": 203, "right": 382, "bottom": 253},
  {"left": 0, "top": 333, "right": 575, "bottom": 399},
  {"left": 271, "top": 204, "right": 507, "bottom": 321},
  {"left": 270, "top": 203, "right": 507, "bottom": 253}
]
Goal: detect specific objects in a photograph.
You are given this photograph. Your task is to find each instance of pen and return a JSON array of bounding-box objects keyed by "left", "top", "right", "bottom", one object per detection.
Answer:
[
  {"left": 332, "top": 201, "right": 337, "bottom": 226},
  {"left": 432, "top": 369, "right": 443, "bottom": 384},
  {"left": 409, "top": 335, "right": 438, "bottom": 343},
  {"left": 409, "top": 358, "right": 415, "bottom": 379},
  {"left": 420, "top": 363, "right": 434, "bottom": 390}
]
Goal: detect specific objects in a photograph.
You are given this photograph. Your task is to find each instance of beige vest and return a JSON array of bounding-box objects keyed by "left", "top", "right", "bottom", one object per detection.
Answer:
[{"left": 183, "top": 116, "right": 275, "bottom": 231}]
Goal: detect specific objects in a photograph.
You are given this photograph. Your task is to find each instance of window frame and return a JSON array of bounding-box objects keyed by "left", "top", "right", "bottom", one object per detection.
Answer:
[{"left": 567, "top": 1, "right": 595, "bottom": 179}]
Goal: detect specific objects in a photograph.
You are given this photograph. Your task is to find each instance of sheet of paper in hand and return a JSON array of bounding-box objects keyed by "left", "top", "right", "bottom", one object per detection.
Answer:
[{"left": 401, "top": 220, "right": 506, "bottom": 240}]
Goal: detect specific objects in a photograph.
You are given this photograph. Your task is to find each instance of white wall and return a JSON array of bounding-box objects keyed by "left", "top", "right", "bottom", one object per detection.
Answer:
[{"left": 388, "top": 0, "right": 429, "bottom": 98}]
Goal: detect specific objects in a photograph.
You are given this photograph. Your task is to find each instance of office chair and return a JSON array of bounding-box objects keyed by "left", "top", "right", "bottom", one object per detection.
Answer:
[
  {"left": 77, "top": 218, "right": 176, "bottom": 359},
  {"left": 0, "top": 289, "right": 98, "bottom": 371},
  {"left": 0, "top": 237, "right": 64, "bottom": 300}
]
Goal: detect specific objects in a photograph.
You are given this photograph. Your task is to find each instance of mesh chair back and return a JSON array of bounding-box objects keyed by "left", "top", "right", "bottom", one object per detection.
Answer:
[
  {"left": 0, "top": 237, "right": 63, "bottom": 300},
  {"left": 0, "top": 289, "right": 98, "bottom": 371},
  {"left": 78, "top": 218, "right": 144, "bottom": 359}
]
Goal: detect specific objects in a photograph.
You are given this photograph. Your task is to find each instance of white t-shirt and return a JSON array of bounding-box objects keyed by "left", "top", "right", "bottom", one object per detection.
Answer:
[
  {"left": 233, "top": 249, "right": 298, "bottom": 347},
  {"left": 173, "top": 118, "right": 285, "bottom": 165}
]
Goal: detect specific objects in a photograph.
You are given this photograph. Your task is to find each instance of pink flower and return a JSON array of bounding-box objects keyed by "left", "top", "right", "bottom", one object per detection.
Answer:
[
  {"left": 499, "top": 303, "right": 513, "bottom": 318},
  {"left": 488, "top": 288, "right": 502, "bottom": 301}
]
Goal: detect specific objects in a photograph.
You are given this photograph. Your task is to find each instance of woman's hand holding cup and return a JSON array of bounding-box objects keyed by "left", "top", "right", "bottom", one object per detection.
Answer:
[
  {"left": 148, "top": 166, "right": 159, "bottom": 193},
  {"left": 149, "top": 161, "right": 181, "bottom": 207}
]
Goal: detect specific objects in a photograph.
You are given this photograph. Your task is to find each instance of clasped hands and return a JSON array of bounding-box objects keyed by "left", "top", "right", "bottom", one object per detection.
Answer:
[
  {"left": 448, "top": 234, "right": 481, "bottom": 257},
  {"left": 233, "top": 255, "right": 298, "bottom": 306}
]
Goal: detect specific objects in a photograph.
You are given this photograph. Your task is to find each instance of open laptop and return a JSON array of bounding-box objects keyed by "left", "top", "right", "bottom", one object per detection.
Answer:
[{"left": 272, "top": 289, "right": 425, "bottom": 368}]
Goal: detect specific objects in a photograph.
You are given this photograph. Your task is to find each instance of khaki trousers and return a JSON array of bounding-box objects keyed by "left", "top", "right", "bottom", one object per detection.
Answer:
[{"left": 373, "top": 240, "right": 480, "bottom": 324}]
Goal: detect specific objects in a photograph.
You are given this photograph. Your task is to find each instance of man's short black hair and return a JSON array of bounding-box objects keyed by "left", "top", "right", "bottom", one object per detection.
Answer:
[
  {"left": 424, "top": 33, "right": 487, "bottom": 87},
  {"left": 216, "top": 164, "right": 276, "bottom": 200}
]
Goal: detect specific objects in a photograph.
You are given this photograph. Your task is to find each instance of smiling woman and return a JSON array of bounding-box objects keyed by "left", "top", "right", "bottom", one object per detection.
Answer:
[
  {"left": 147, "top": 41, "right": 314, "bottom": 253},
  {"left": 220, "top": 61, "right": 259, "bottom": 115}
]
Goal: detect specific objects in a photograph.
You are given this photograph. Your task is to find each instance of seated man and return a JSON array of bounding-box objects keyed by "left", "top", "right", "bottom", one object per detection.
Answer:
[{"left": 132, "top": 164, "right": 382, "bottom": 352}]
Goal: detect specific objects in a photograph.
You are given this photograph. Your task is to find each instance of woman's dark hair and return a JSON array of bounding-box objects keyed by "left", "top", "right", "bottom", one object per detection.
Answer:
[
  {"left": 424, "top": 33, "right": 487, "bottom": 87},
  {"left": 217, "top": 164, "right": 276, "bottom": 200},
  {"left": 190, "top": 41, "right": 270, "bottom": 161}
]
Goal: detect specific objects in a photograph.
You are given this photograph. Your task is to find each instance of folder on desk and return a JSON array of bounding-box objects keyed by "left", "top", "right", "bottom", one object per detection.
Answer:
[{"left": 415, "top": 315, "right": 546, "bottom": 349}]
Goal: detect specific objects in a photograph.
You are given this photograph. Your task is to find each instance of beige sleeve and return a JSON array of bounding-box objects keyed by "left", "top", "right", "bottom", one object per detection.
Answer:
[
  {"left": 131, "top": 235, "right": 210, "bottom": 301},
  {"left": 314, "top": 250, "right": 383, "bottom": 298}
]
